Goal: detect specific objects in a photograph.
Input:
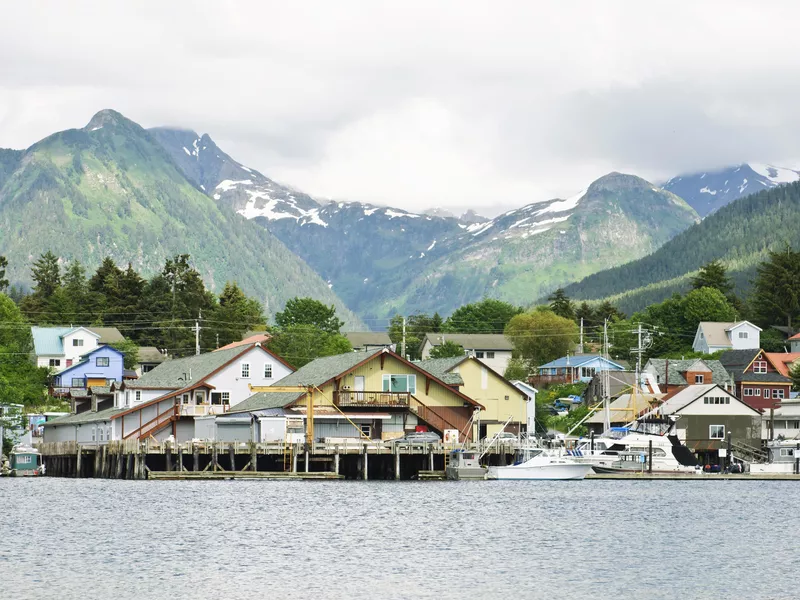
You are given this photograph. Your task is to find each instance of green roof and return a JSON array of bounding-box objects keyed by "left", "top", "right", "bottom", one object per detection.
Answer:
[
  {"left": 227, "top": 349, "right": 382, "bottom": 413},
  {"left": 416, "top": 357, "right": 465, "bottom": 385},
  {"left": 43, "top": 406, "right": 123, "bottom": 427},
  {"left": 125, "top": 345, "right": 248, "bottom": 389}
]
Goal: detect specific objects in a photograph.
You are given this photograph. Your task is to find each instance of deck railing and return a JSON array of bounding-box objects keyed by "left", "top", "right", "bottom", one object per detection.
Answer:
[
  {"left": 333, "top": 391, "right": 410, "bottom": 407},
  {"left": 179, "top": 404, "right": 229, "bottom": 416}
]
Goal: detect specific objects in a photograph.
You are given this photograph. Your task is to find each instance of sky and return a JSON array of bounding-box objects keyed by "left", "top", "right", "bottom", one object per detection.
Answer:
[{"left": 2, "top": 1, "right": 800, "bottom": 216}]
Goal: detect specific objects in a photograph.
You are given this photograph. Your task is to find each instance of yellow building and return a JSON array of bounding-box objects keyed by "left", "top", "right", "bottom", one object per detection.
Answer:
[
  {"left": 417, "top": 356, "right": 527, "bottom": 440},
  {"left": 229, "top": 348, "right": 484, "bottom": 442}
]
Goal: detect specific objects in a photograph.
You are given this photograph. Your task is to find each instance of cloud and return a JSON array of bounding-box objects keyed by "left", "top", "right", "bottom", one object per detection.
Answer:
[{"left": 2, "top": 1, "right": 800, "bottom": 214}]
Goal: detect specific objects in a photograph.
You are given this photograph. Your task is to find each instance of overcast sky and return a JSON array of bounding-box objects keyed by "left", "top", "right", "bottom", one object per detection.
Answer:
[{"left": 2, "top": 1, "right": 800, "bottom": 215}]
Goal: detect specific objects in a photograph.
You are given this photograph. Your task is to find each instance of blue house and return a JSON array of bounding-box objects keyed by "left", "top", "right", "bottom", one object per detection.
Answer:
[
  {"left": 536, "top": 354, "right": 625, "bottom": 384},
  {"left": 53, "top": 346, "right": 126, "bottom": 389}
]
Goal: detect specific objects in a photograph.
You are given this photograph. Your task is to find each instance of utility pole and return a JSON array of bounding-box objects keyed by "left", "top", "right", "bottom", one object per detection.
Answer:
[
  {"left": 215, "top": 333, "right": 219, "bottom": 349},
  {"left": 195, "top": 309, "right": 202, "bottom": 356},
  {"left": 401, "top": 316, "right": 407, "bottom": 359},
  {"left": 579, "top": 317, "right": 584, "bottom": 354}
]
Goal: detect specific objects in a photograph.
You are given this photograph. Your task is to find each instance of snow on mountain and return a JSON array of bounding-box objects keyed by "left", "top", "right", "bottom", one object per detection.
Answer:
[{"left": 663, "top": 163, "right": 800, "bottom": 217}]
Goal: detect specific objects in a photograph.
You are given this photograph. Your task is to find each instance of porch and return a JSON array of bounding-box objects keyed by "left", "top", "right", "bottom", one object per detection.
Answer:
[{"left": 333, "top": 390, "right": 410, "bottom": 408}]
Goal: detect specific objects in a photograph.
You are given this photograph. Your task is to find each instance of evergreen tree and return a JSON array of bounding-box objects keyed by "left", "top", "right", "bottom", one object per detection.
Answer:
[
  {"left": 752, "top": 246, "right": 800, "bottom": 330},
  {"left": 548, "top": 288, "right": 575, "bottom": 321},
  {"left": 21, "top": 251, "right": 62, "bottom": 322},
  {"left": 0, "top": 293, "right": 48, "bottom": 407},
  {"left": 266, "top": 325, "right": 352, "bottom": 368},
  {"left": 208, "top": 282, "right": 266, "bottom": 348},
  {"left": 595, "top": 300, "right": 626, "bottom": 322},
  {"left": 575, "top": 302, "right": 595, "bottom": 324},
  {"left": 691, "top": 260, "right": 734, "bottom": 295}
]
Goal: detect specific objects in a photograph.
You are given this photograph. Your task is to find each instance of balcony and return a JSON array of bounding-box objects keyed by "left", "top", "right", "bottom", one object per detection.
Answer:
[
  {"left": 179, "top": 404, "right": 229, "bottom": 416},
  {"left": 333, "top": 391, "right": 410, "bottom": 408}
]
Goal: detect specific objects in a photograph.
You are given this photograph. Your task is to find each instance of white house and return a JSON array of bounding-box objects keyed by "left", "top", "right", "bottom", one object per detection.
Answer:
[
  {"left": 511, "top": 380, "right": 538, "bottom": 434},
  {"left": 692, "top": 321, "right": 762, "bottom": 354},
  {"left": 31, "top": 326, "right": 125, "bottom": 370},
  {"left": 42, "top": 342, "right": 294, "bottom": 444},
  {"left": 420, "top": 333, "right": 513, "bottom": 374}
]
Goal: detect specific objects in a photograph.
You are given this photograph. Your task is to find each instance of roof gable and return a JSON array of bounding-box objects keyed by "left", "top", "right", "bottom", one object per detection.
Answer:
[{"left": 422, "top": 333, "right": 513, "bottom": 351}]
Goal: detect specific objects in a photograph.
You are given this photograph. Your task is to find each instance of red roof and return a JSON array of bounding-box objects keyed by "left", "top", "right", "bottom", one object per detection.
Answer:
[
  {"left": 214, "top": 334, "right": 270, "bottom": 352},
  {"left": 764, "top": 352, "right": 800, "bottom": 377},
  {"left": 789, "top": 332, "right": 800, "bottom": 341}
]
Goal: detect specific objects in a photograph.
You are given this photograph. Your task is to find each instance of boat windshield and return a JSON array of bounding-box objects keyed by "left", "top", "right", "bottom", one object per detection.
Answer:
[{"left": 515, "top": 448, "right": 543, "bottom": 462}]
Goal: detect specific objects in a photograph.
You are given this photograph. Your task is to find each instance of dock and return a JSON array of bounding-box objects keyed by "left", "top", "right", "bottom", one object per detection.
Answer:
[{"left": 35, "top": 439, "right": 517, "bottom": 481}]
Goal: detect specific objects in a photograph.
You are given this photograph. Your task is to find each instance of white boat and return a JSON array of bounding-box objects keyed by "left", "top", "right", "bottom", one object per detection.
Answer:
[
  {"left": 568, "top": 417, "right": 700, "bottom": 474},
  {"left": 487, "top": 447, "right": 593, "bottom": 480}
]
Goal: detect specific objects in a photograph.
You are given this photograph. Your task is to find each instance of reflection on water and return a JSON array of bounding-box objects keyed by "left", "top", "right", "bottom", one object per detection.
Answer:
[{"left": 0, "top": 479, "right": 796, "bottom": 599}]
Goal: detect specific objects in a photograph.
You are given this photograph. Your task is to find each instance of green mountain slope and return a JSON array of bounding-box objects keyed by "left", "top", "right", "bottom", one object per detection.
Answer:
[
  {"left": 561, "top": 181, "right": 800, "bottom": 314},
  {"left": 378, "top": 173, "right": 700, "bottom": 317},
  {"left": 0, "top": 110, "right": 361, "bottom": 326}
]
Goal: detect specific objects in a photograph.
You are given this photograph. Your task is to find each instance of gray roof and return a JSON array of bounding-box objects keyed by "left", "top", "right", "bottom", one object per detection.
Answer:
[
  {"left": 88, "top": 327, "right": 125, "bottom": 344},
  {"left": 718, "top": 349, "right": 791, "bottom": 383},
  {"left": 423, "top": 333, "right": 513, "bottom": 351},
  {"left": 416, "top": 357, "right": 465, "bottom": 385},
  {"left": 138, "top": 346, "right": 168, "bottom": 364},
  {"left": 227, "top": 350, "right": 382, "bottom": 414},
  {"left": 44, "top": 406, "right": 124, "bottom": 427},
  {"left": 646, "top": 359, "right": 734, "bottom": 386},
  {"left": 228, "top": 392, "right": 304, "bottom": 413},
  {"left": 344, "top": 332, "right": 393, "bottom": 348},
  {"left": 90, "top": 386, "right": 112, "bottom": 396},
  {"left": 718, "top": 349, "right": 760, "bottom": 368},
  {"left": 738, "top": 372, "right": 792, "bottom": 383},
  {"left": 125, "top": 345, "right": 249, "bottom": 389}
]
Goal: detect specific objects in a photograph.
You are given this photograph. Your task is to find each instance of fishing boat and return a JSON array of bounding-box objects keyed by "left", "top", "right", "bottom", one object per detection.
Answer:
[
  {"left": 8, "top": 445, "right": 44, "bottom": 477},
  {"left": 486, "top": 447, "right": 593, "bottom": 480},
  {"left": 445, "top": 449, "right": 487, "bottom": 480},
  {"left": 569, "top": 417, "right": 700, "bottom": 474}
]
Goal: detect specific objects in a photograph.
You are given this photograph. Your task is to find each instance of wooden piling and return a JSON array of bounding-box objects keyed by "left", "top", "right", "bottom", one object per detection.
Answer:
[
  {"left": 305, "top": 449, "right": 310, "bottom": 473},
  {"left": 250, "top": 442, "right": 257, "bottom": 472},
  {"left": 133, "top": 449, "right": 140, "bottom": 480},
  {"left": 395, "top": 450, "right": 400, "bottom": 480},
  {"left": 334, "top": 450, "right": 340, "bottom": 476},
  {"left": 229, "top": 444, "right": 236, "bottom": 471},
  {"left": 76, "top": 446, "right": 82, "bottom": 478},
  {"left": 178, "top": 445, "right": 184, "bottom": 472},
  {"left": 363, "top": 448, "right": 368, "bottom": 480},
  {"left": 116, "top": 446, "right": 124, "bottom": 479},
  {"left": 193, "top": 444, "right": 200, "bottom": 472},
  {"left": 165, "top": 442, "right": 173, "bottom": 472}
]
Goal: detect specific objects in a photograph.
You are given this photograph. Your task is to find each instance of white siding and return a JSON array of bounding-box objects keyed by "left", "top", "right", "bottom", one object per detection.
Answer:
[
  {"left": 729, "top": 323, "right": 761, "bottom": 350},
  {"left": 206, "top": 346, "right": 293, "bottom": 408},
  {"left": 61, "top": 330, "right": 100, "bottom": 364},
  {"left": 679, "top": 392, "right": 758, "bottom": 416}
]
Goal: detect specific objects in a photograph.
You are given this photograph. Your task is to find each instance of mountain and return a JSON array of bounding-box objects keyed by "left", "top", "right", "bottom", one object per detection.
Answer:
[
  {"left": 561, "top": 179, "right": 800, "bottom": 315},
  {"left": 384, "top": 173, "right": 700, "bottom": 316},
  {"left": 0, "top": 110, "right": 361, "bottom": 326},
  {"left": 153, "top": 130, "right": 700, "bottom": 320},
  {"left": 663, "top": 163, "right": 800, "bottom": 217}
]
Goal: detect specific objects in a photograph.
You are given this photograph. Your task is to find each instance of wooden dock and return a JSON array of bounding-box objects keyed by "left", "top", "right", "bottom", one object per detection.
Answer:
[{"left": 35, "top": 440, "right": 517, "bottom": 481}]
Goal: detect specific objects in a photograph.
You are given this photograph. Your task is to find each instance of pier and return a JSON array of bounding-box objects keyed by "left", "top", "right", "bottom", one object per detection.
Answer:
[{"left": 36, "top": 440, "right": 516, "bottom": 480}]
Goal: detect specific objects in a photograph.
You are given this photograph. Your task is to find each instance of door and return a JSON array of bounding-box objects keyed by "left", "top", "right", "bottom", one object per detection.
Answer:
[{"left": 354, "top": 376, "right": 365, "bottom": 392}]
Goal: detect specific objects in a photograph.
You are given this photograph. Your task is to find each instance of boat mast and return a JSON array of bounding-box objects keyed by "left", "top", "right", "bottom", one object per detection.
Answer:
[{"left": 603, "top": 319, "right": 611, "bottom": 432}]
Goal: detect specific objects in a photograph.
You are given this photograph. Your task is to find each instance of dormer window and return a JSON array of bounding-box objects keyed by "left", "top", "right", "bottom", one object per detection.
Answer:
[
  {"left": 754, "top": 361, "right": 767, "bottom": 374},
  {"left": 694, "top": 374, "right": 704, "bottom": 384},
  {"left": 738, "top": 332, "right": 748, "bottom": 339},
  {"left": 73, "top": 339, "right": 84, "bottom": 347}
]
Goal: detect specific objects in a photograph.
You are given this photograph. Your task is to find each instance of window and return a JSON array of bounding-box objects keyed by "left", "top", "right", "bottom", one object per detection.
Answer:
[
  {"left": 211, "top": 392, "right": 231, "bottom": 405},
  {"left": 98, "top": 428, "right": 104, "bottom": 441},
  {"left": 780, "top": 448, "right": 795, "bottom": 457},
  {"left": 382, "top": 374, "right": 416, "bottom": 394},
  {"left": 754, "top": 388, "right": 761, "bottom": 396},
  {"left": 775, "top": 388, "right": 786, "bottom": 400},
  {"left": 743, "top": 388, "right": 753, "bottom": 397},
  {"left": 264, "top": 363, "right": 273, "bottom": 378},
  {"left": 92, "top": 428, "right": 96, "bottom": 442},
  {"left": 753, "top": 361, "right": 767, "bottom": 374},
  {"left": 73, "top": 339, "right": 84, "bottom": 347},
  {"left": 125, "top": 391, "right": 130, "bottom": 404},
  {"left": 474, "top": 351, "right": 485, "bottom": 358},
  {"left": 360, "top": 424, "right": 372, "bottom": 438},
  {"left": 142, "top": 364, "right": 154, "bottom": 373},
  {"left": 709, "top": 425, "right": 725, "bottom": 440},
  {"left": 96, "top": 357, "right": 109, "bottom": 367},
  {"left": 739, "top": 331, "right": 748, "bottom": 339},
  {"left": 71, "top": 378, "right": 84, "bottom": 387},
  {"left": 765, "top": 388, "right": 771, "bottom": 399},
  {"left": 49, "top": 359, "right": 61, "bottom": 367},
  {"left": 790, "top": 421, "right": 800, "bottom": 430},
  {"left": 694, "top": 374, "right": 704, "bottom": 384},
  {"left": 241, "top": 363, "right": 250, "bottom": 378},
  {"left": 486, "top": 351, "right": 495, "bottom": 359},
  {"left": 135, "top": 390, "right": 141, "bottom": 403},
  {"left": 181, "top": 394, "right": 190, "bottom": 405},
  {"left": 581, "top": 367, "right": 597, "bottom": 379}
]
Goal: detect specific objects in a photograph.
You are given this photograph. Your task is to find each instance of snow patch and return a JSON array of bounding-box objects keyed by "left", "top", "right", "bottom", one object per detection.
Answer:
[
  {"left": 468, "top": 221, "right": 494, "bottom": 236},
  {"left": 213, "top": 194, "right": 221, "bottom": 200},
  {"left": 363, "top": 207, "right": 379, "bottom": 216},
  {"left": 738, "top": 179, "right": 748, "bottom": 194},
  {"left": 535, "top": 189, "right": 586, "bottom": 216},
  {"left": 240, "top": 165, "right": 252, "bottom": 173},
  {"left": 426, "top": 240, "right": 437, "bottom": 251},
  {"left": 200, "top": 185, "right": 205, "bottom": 191},
  {"left": 749, "top": 163, "right": 800, "bottom": 184},
  {"left": 183, "top": 147, "right": 191, "bottom": 156},
  {"left": 385, "top": 209, "right": 420, "bottom": 219},
  {"left": 419, "top": 252, "right": 425, "bottom": 258},
  {"left": 699, "top": 186, "right": 717, "bottom": 195},
  {"left": 216, "top": 179, "right": 253, "bottom": 192},
  {"left": 90, "top": 126, "right": 103, "bottom": 132}
]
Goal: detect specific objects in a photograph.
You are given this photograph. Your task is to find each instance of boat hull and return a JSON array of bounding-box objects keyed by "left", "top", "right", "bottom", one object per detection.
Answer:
[
  {"left": 487, "top": 463, "right": 593, "bottom": 480},
  {"left": 445, "top": 466, "right": 487, "bottom": 480}
]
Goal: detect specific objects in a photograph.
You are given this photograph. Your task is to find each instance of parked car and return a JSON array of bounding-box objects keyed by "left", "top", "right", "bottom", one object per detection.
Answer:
[
  {"left": 388, "top": 432, "right": 441, "bottom": 445},
  {"left": 483, "top": 432, "right": 518, "bottom": 445}
]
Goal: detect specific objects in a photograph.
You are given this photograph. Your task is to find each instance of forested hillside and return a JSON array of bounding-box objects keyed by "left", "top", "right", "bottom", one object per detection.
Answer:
[
  {"left": 0, "top": 110, "right": 361, "bottom": 326},
  {"left": 561, "top": 181, "right": 800, "bottom": 314}
]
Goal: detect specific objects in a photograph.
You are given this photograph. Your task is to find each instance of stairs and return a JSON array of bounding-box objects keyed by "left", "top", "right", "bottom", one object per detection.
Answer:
[
  {"left": 731, "top": 440, "right": 769, "bottom": 463},
  {"left": 409, "top": 396, "right": 470, "bottom": 441}
]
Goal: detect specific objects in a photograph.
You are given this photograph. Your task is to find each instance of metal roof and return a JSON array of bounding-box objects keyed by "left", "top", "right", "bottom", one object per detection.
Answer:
[
  {"left": 43, "top": 406, "right": 123, "bottom": 427},
  {"left": 344, "top": 332, "right": 393, "bottom": 348},
  {"left": 538, "top": 354, "right": 624, "bottom": 370},
  {"left": 31, "top": 326, "right": 123, "bottom": 356},
  {"left": 228, "top": 392, "right": 304, "bottom": 413},
  {"left": 422, "top": 333, "right": 514, "bottom": 351}
]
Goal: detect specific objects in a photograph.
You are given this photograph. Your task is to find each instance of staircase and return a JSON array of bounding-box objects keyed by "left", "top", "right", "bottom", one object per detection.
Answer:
[
  {"left": 731, "top": 440, "right": 769, "bottom": 463},
  {"left": 409, "top": 397, "right": 471, "bottom": 441},
  {"left": 124, "top": 405, "right": 177, "bottom": 440}
]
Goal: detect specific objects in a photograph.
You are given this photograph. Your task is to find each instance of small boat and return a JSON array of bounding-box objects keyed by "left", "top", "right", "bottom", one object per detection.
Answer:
[
  {"left": 487, "top": 447, "right": 593, "bottom": 480},
  {"left": 445, "top": 449, "right": 487, "bottom": 480},
  {"left": 9, "top": 445, "right": 44, "bottom": 477}
]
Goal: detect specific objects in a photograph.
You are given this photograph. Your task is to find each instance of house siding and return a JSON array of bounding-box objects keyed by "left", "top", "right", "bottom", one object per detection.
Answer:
[
  {"left": 54, "top": 346, "right": 125, "bottom": 387},
  {"left": 454, "top": 360, "right": 526, "bottom": 429}
]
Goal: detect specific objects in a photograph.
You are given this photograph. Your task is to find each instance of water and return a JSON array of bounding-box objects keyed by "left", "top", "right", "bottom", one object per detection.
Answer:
[{"left": 1, "top": 479, "right": 799, "bottom": 599}]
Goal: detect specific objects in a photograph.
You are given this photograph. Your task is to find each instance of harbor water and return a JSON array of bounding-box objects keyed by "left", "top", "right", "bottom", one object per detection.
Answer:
[{"left": 1, "top": 478, "right": 799, "bottom": 599}]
